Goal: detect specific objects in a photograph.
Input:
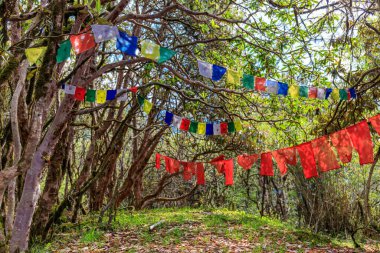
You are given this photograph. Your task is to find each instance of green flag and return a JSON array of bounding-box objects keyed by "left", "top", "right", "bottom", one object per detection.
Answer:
[
  {"left": 158, "top": 47, "right": 176, "bottom": 64},
  {"left": 189, "top": 121, "right": 198, "bottom": 133},
  {"left": 56, "top": 40, "right": 71, "bottom": 63},
  {"left": 242, "top": 73, "right": 254, "bottom": 89},
  {"left": 228, "top": 121, "right": 235, "bottom": 133},
  {"left": 137, "top": 95, "right": 145, "bottom": 106},
  {"left": 299, "top": 86, "right": 309, "bottom": 98},
  {"left": 85, "top": 89, "right": 96, "bottom": 102},
  {"left": 339, "top": 89, "right": 348, "bottom": 100}
]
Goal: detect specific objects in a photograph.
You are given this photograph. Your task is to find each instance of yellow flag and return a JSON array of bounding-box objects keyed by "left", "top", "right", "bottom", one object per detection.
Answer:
[
  {"left": 143, "top": 100, "right": 153, "bottom": 114},
  {"left": 234, "top": 120, "right": 243, "bottom": 131},
  {"left": 96, "top": 90, "right": 107, "bottom": 104},
  {"left": 197, "top": 123, "right": 206, "bottom": 135},
  {"left": 331, "top": 89, "right": 340, "bottom": 100},
  {"left": 227, "top": 69, "right": 241, "bottom": 88},
  {"left": 25, "top": 47, "right": 47, "bottom": 65},
  {"left": 141, "top": 41, "right": 160, "bottom": 61},
  {"left": 288, "top": 85, "right": 299, "bottom": 98}
]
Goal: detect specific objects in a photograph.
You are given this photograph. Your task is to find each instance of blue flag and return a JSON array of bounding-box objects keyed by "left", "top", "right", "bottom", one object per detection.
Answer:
[
  {"left": 325, "top": 88, "right": 333, "bottom": 99},
  {"left": 206, "top": 123, "right": 214, "bottom": 135},
  {"left": 277, "top": 82, "right": 288, "bottom": 96},
  {"left": 349, "top": 88, "right": 357, "bottom": 99},
  {"left": 116, "top": 30, "right": 138, "bottom": 56},
  {"left": 212, "top": 65, "right": 227, "bottom": 81},
  {"left": 165, "top": 111, "right": 174, "bottom": 125},
  {"left": 106, "top": 90, "right": 117, "bottom": 100}
]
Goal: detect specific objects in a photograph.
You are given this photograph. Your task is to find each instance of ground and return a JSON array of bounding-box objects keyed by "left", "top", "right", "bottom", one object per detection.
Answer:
[{"left": 31, "top": 208, "right": 380, "bottom": 252}]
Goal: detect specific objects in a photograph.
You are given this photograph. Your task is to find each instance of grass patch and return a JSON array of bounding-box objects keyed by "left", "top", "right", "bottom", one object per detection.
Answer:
[{"left": 80, "top": 228, "right": 104, "bottom": 243}]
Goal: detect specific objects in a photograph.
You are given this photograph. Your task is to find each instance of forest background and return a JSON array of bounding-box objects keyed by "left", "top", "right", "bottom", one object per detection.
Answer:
[{"left": 0, "top": 0, "right": 380, "bottom": 252}]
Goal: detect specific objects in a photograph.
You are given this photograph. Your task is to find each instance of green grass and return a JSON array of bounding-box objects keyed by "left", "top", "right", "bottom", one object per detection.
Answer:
[{"left": 30, "top": 207, "right": 367, "bottom": 252}]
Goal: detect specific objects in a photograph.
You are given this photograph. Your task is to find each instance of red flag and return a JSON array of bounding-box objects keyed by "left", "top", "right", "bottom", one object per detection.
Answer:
[
  {"left": 70, "top": 30, "right": 96, "bottom": 54},
  {"left": 260, "top": 152, "right": 274, "bottom": 176},
  {"left": 237, "top": 154, "right": 259, "bottom": 170},
  {"left": 308, "top": 87, "right": 317, "bottom": 98},
  {"left": 182, "top": 162, "right": 195, "bottom": 181},
  {"left": 155, "top": 153, "right": 161, "bottom": 169},
  {"left": 179, "top": 118, "right": 191, "bottom": 131},
  {"left": 330, "top": 129, "right": 353, "bottom": 163},
  {"left": 296, "top": 142, "right": 318, "bottom": 179},
  {"left": 210, "top": 158, "right": 234, "bottom": 185},
  {"left": 311, "top": 136, "right": 340, "bottom": 172},
  {"left": 164, "top": 156, "right": 180, "bottom": 174},
  {"left": 346, "top": 121, "right": 374, "bottom": 165},
  {"left": 196, "top": 163, "right": 205, "bottom": 185},
  {"left": 220, "top": 122, "right": 228, "bottom": 134},
  {"left": 210, "top": 155, "right": 225, "bottom": 163},
  {"left": 74, "top": 87, "right": 86, "bottom": 101},
  {"left": 369, "top": 114, "right": 380, "bottom": 135},
  {"left": 128, "top": 86, "right": 138, "bottom": 93},
  {"left": 255, "top": 77, "right": 266, "bottom": 91},
  {"left": 272, "top": 147, "right": 297, "bottom": 175}
]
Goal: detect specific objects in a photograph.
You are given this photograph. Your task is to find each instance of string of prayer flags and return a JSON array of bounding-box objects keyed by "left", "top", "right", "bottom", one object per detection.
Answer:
[
  {"left": 25, "top": 47, "right": 47, "bottom": 65},
  {"left": 61, "top": 84, "right": 135, "bottom": 103},
  {"left": 91, "top": 25, "right": 118, "bottom": 43},
  {"left": 116, "top": 30, "right": 138, "bottom": 56},
  {"left": 70, "top": 29, "right": 96, "bottom": 54},
  {"left": 141, "top": 40, "right": 176, "bottom": 64},
  {"left": 197, "top": 60, "right": 227, "bottom": 81},
  {"left": 156, "top": 154, "right": 205, "bottom": 185},
  {"left": 56, "top": 40, "right": 71, "bottom": 63},
  {"left": 137, "top": 95, "right": 153, "bottom": 114}
]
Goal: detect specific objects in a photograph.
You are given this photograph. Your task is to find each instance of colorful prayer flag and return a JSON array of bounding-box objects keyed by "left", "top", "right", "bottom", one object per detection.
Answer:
[
  {"left": 64, "top": 84, "right": 76, "bottom": 95},
  {"left": 308, "top": 87, "right": 317, "bottom": 98},
  {"left": 70, "top": 30, "right": 96, "bottom": 54},
  {"left": 346, "top": 121, "right": 374, "bottom": 165},
  {"left": 228, "top": 122, "right": 235, "bottom": 133},
  {"left": 266, "top": 80, "right": 278, "bottom": 94},
  {"left": 197, "top": 60, "right": 226, "bottom": 81},
  {"left": 277, "top": 82, "right": 288, "bottom": 96},
  {"left": 141, "top": 41, "right": 176, "bottom": 63},
  {"left": 255, "top": 77, "right": 266, "bottom": 91},
  {"left": 220, "top": 122, "right": 228, "bottom": 134},
  {"left": 234, "top": 120, "right": 243, "bottom": 131},
  {"left": 172, "top": 115, "right": 182, "bottom": 129},
  {"left": 288, "top": 85, "right": 299, "bottom": 98},
  {"left": 96, "top": 90, "right": 107, "bottom": 103},
  {"left": 74, "top": 87, "right": 86, "bottom": 101},
  {"left": 226, "top": 69, "right": 241, "bottom": 87},
  {"left": 339, "top": 89, "right": 348, "bottom": 100},
  {"left": 213, "top": 123, "right": 221, "bottom": 135},
  {"left": 348, "top": 88, "right": 357, "bottom": 99},
  {"left": 179, "top": 118, "right": 191, "bottom": 131},
  {"left": 237, "top": 154, "right": 259, "bottom": 170},
  {"left": 189, "top": 121, "right": 198, "bottom": 133},
  {"left": 25, "top": 47, "right": 47, "bottom": 65},
  {"left": 260, "top": 152, "right": 274, "bottom": 176},
  {"left": 91, "top": 25, "right": 119, "bottom": 43},
  {"left": 331, "top": 89, "right": 340, "bottom": 100},
  {"left": 206, "top": 123, "right": 214, "bottom": 135},
  {"left": 106, "top": 90, "right": 117, "bottom": 100},
  {"left": 197, "top": 122, "right": 206, "bottom": 135},
  {"left": 116, "top": 30, "right": 138, "bottom": 56},
  {"left": 296, "top": 142, "right": 318, "bottom": 179},
  {"left": 56, "top": 40, "right": 71, "bottom": 63},
  {"left": 317, "top": 88, "right": 325, "bottom": 99},
  {"left": 117, "top": 89, "right": 128, "bottom": 101},
  {"left": 330, "top": 129, "right": 353, "bottom": 163},
  {"left": 369, "top": 115, "right": 380, "bottom": 135},
  {"left": 164, "top": 111, "right": 173, "bottom": 125},
  {"left": 143, "top": 99, "right": 153, "bottom": 114},
  {"left": 299, "top": 86, "right": 309, "bottom": 98},
  {"left": 85, "top": 89, "right": 96, "bottom": 102},
  {"left": 311, "top": 136, "right": 340, "bottom": 172},
  {"left": 242, "top": 74, "right": 254, "bottom": 89},
  {"left": 325, "top": 88, "right": 333, "bottom": 99},
  {"left": 158, "top": 47, "right": 176, "bottom": 64}
]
